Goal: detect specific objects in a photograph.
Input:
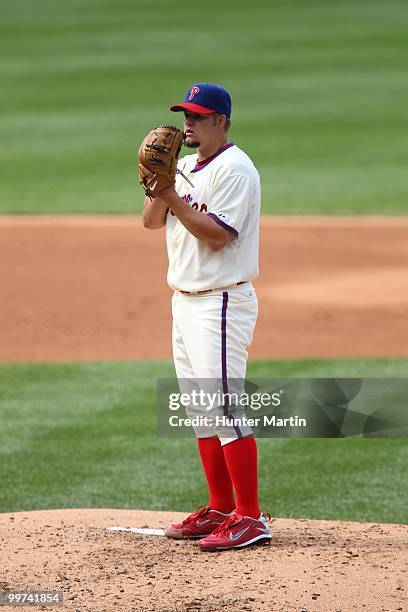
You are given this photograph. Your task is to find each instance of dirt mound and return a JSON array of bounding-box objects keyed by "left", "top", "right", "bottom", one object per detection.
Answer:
[
  {"left": 1, "top": 508, "right": 406, "bottom": 611},
  {"left": 1, "top": 215, "right": 408, "bottom": 363}
]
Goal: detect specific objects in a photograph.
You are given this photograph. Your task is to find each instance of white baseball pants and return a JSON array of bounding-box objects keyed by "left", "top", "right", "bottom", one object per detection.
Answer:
[{"left": 172, "top": 282, "right": 258, "bottom": 445}]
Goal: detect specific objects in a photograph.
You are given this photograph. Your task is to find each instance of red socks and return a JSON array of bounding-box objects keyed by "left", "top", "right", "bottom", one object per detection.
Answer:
[
  {"left": 197, "top": 435, "right": 261, "bottom": 519},
  {"left": 222, "top": 435, "right": 260, "bottom": 519},
  {"left": 197, "top": 437, "right": 235, "bottom": 514}
]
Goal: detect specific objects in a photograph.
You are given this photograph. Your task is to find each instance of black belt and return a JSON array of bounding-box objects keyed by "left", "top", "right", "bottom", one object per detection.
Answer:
[{"left": 179, "top": 281, "right": 248, "bottom": 295}]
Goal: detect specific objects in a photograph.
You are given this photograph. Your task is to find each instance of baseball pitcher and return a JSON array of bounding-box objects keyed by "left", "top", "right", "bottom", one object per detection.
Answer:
[{"left": 139, "top": 83, "right": 271, "bottom": 551}]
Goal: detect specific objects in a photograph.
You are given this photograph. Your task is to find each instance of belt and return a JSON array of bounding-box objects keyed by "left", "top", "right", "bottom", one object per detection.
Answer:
[{"left": 178, "top": 281, "right": 248, "bottom": 296}]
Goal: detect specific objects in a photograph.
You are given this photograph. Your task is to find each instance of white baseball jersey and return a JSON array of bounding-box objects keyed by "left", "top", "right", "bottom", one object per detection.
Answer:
[{"left": 166, "top": 143, "right": 261, "bottom": 292}]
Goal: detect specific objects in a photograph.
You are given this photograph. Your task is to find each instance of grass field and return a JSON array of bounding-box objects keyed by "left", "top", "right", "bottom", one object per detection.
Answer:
[
  {"left": 1, "top": 358, "right": 407, "bottom": 523},
  {"left": 1, "top": 0, "right": 407, "bottom": 214}
]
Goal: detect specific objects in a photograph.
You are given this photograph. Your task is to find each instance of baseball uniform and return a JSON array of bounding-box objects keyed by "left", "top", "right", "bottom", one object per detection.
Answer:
[
  {"left": 168, "top": 143, "right": 261, "bottom": 444},
  {"left": 161, "top": 83, "right": 271, "bottom": 549}
]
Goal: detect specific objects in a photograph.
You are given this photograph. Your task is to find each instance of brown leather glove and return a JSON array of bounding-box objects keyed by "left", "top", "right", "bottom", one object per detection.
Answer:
[{"left": 138, "top": 125, "right": 184, "bottom": 198}]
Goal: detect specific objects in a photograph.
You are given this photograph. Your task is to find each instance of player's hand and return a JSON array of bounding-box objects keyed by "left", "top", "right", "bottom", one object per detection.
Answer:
[{"left": 154, "top": 183, "right": 177, "bottom": 201}]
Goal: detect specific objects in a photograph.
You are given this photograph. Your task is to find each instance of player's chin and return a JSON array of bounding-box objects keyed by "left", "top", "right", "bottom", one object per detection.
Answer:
[{"left": 185, "top": 138, "right": 200, "bottom": 149}]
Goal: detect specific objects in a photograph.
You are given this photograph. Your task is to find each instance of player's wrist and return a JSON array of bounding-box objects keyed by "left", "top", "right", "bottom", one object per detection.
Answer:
[{"left": 158, "top": 184, "right": 178, "bottom": 204}]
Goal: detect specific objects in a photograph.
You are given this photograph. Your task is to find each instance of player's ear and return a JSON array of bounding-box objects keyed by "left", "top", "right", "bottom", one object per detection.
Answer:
[{"left": 217, "top": 114, "right": 227, "bottom": 130}]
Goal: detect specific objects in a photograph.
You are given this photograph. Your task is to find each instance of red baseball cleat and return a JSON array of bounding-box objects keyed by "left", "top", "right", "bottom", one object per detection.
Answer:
[
  {"left": 164, "top": 506, "right": 234, "bottom": 539},
  {"left": 198, "top": 512, "right": 272, "bottom": 551}
]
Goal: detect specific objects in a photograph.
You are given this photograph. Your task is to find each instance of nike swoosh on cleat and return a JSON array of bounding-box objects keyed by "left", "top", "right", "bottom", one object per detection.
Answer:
[
  {"left": 229, "top": 526, "right": 250, "bottom": 541},
  {"left": 196, "top": 519, "right": 211, "bottom": 526}
]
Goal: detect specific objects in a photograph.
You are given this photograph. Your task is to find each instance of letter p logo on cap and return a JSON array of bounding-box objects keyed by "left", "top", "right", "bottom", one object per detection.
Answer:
[{"left": 188, "top": 86, "right": 200, "bottom": 100}]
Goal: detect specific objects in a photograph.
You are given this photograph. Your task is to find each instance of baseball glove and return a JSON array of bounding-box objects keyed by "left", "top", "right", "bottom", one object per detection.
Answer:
[{"left": 138, "top": 125, "right": 184, "bottom": 198}]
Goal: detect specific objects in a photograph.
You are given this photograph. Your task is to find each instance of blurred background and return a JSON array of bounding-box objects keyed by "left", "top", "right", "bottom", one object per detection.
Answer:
[{"left": 1, "top": 0, "right": 407, "bottom": 214}]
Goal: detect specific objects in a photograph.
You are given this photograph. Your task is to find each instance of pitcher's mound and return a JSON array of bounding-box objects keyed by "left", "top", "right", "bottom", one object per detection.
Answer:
[{"left": 1, "top": 508, "right": 407, "bottom": 611}]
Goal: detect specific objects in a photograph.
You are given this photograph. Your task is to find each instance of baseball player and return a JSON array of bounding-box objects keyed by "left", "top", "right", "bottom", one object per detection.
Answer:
[{"left": 140, "top": 83, "right": 271, "bottom": 551}]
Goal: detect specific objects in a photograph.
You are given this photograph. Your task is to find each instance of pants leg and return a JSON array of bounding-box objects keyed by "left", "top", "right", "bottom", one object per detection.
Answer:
[
  {"left": 172, "top": 293, "right": 235, "bottom": 510},
  {"left": 172, "top": 283, "right": 258, "bottom": 445}
]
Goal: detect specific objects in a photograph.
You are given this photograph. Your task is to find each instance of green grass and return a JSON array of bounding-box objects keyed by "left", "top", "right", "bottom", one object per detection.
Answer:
[
  {"left": 0, "top": 358, "right": 407, "bottom": 523},
  {"left": 0, "top": 0, "right": 407, "bottom": 213}
]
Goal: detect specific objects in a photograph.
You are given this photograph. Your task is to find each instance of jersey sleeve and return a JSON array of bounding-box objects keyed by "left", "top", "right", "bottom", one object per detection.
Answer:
[{"left": 206, "top": 173, "right": 253, "bottom": 238}]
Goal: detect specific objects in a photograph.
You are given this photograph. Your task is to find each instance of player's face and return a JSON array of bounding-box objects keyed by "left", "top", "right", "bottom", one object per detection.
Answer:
[{"left": 183, "top": 111, "right": 223, "bottom": 148}]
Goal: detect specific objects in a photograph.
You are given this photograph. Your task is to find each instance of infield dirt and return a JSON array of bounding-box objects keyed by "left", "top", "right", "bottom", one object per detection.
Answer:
[
  {"left": 1, "top": 215, "right": 408, "bottom": 362},
  {"left": 0, "top": 509, "right": 407, "bottom": 612}
]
